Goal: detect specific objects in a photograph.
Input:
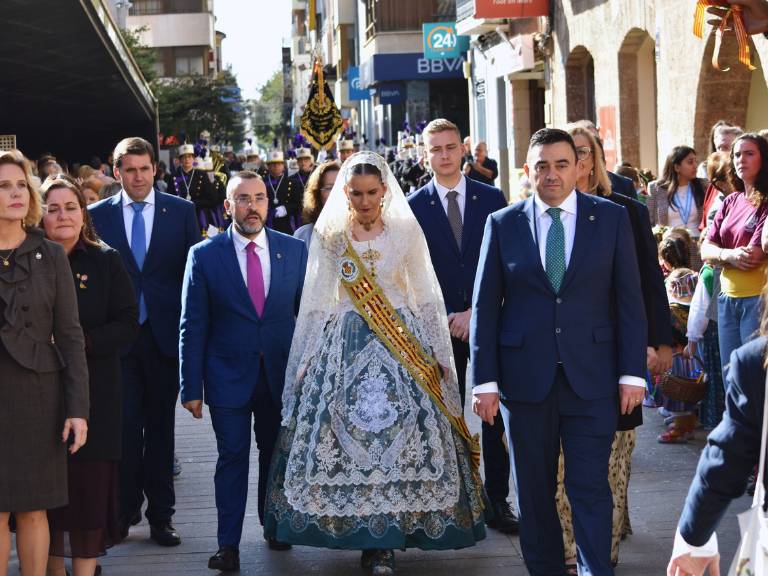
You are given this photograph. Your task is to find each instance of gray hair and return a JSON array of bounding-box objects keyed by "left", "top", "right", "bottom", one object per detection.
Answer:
[{"left": 226, "top": 170, "right": 262, "bottom": 199}]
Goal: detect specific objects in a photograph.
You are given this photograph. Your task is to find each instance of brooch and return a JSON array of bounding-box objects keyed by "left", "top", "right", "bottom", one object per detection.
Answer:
[
  {"left": 35, "top": 252, "right": 42, "bottom": 260},
  {"left": 76, "top": 273, "right": 88, "bottom": 289}
]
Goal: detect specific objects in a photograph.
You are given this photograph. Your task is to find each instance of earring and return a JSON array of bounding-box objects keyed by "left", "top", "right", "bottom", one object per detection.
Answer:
[
  {"left": 347, "top": 200, "right": 352, "bottom": 211},
  {"left": 379, "top": 199, "right": 384, "bottom": 208}
]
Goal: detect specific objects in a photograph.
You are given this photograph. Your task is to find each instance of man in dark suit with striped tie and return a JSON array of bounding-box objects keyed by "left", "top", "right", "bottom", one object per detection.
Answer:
[{"left": 408, "top": 119, "right": 518, "bottom": 534}]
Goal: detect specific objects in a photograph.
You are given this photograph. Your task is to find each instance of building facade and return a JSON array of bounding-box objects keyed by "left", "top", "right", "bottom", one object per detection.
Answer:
[
  {"left": 125, "top": 0, "right": 224, "bottom": 79},
  {"left": 459, "top": 0, "right": 768, "bottom": 196}
]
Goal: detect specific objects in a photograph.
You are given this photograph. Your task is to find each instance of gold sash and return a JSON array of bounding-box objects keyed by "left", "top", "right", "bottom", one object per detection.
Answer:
[{"left": 339, "top": 240, "right": 483, "bottom": 503}]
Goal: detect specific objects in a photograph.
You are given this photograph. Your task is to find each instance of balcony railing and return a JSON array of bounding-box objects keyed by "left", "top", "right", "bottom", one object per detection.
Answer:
[
  {"left": 366, "top": 0, "right": 453, "bottom": 41},
  {"left": 129, "top": 0, "right": 208, "bottom": 15}
]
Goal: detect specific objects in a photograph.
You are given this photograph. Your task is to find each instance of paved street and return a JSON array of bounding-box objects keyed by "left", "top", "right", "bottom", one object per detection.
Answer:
[{"left": 10, "top": 401, "right": 749, "bottom": 575}]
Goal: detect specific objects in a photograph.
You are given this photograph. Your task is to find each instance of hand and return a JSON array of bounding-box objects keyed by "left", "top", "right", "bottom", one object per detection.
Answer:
[
  {"left": 472, "top": 392, "right": 499, "bottom": 424},
  {"left": 657, "top": 344, "right": 674, "bottom": 375},
  {"left": 183, "top": 400, "right": 204, "bottom": 419},
  {"left": 619, "top": 384, "right": 645, "bottom": 415},
  {"left": 646, "top": 346, "right": 659, "bottom": 373},
  {"left": 722, "top": 246, "right": 763, "bottom": 270},
  {"left": 448, "top": 310, "right": 471, "bottom": 342},
  {"left": 667, "top": 552, "right": 720, "bottom": 576},
  {"left": 463, "top": 163, "right": 472, "bottom": 176},
  {"left": 62, "top": 417, "right": 88, "bottom": 455},
  {"left": 708, "top": 0, "right": 768, "bottom": 35},
  {"left": 683, "top": 341, "right": 699, "bottom": 360},
  {"left": 275, "top": 205, "right": 288, "bottom": 218}
]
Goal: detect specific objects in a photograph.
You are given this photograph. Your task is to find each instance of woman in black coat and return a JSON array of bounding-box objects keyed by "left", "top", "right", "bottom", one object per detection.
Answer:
[{"left": 40, "top": 175, "right": 138, "bottom": 576}]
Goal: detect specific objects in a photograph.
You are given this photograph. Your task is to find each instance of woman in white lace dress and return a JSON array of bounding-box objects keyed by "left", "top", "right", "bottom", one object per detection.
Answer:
[{"left": 264, "top": 152, "right": 485, "bottom": 575}]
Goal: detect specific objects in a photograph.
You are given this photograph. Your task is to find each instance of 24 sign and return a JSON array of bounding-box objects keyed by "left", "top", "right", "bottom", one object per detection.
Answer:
[{"left": 422, "top": 23, "right": 470, "bottom": 60}]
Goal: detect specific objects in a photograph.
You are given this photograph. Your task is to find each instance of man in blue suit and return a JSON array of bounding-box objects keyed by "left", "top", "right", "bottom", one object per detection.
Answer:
[
  {"left": 89, "top": 137, "right": 202, "bottom": 546},
  {"left": 408, "top": 118, "right": 518, "bottom": 534},
  {"left": 179, "top": 170, "right": 307, "bottom": 571},
  {"left": 470, "top": 129, "right": 647, "bottom": 575}
]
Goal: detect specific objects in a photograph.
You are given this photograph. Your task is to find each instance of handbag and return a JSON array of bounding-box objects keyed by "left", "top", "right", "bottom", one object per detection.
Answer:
[{"left": 728, "top": 372, "right": 768, "bottom": 576}]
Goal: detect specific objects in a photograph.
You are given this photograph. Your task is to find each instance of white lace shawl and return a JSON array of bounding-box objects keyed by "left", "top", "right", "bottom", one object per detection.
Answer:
[{"left": 281, "top": 151, "right": 462, "bottom": 423}]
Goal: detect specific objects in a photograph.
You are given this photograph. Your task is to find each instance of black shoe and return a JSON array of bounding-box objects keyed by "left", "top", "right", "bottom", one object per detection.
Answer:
[
  {"left": 150, "top": 521, "right": 182, "bottom": 546},
  {"left": 118, "top": 509, "right": 142, "bottom": 540},
  {"left": 486, "top": 500, "right": 520, "bottom": 534},
  {"left": 208, "top": 546, "right": 240, "bottom": 571},
  {"left": 266, "top": 537, "right": 292, "bottom": 551},
  {"left": 747, "top": 470, "right": 758, "bottom": 497}
]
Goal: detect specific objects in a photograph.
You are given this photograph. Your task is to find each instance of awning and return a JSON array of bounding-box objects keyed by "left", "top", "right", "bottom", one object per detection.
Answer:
[
  {"left": 359, "top": 52, "right": 467, "bottom": 89},
  {"left": 0, "top": 0, "right": 158, "bottom": 163}
]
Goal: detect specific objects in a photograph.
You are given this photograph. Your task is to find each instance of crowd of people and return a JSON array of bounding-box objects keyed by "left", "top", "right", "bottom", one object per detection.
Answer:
[{"left": 0, "top": 109, "right": 766, "bottom": 576}]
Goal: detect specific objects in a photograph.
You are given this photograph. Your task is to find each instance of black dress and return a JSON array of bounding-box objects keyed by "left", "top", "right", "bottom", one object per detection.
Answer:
[{"left": 48, "top": 242, "right": 139, "bottom": 558}]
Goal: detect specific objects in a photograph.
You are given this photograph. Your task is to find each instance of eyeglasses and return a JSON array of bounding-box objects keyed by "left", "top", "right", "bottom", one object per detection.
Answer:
[
  {"left": 576, "top": 146, "right": 593, "bottom": 161},
  {"left": 233, "top": 196, "right": 266, "bottom": 207}
]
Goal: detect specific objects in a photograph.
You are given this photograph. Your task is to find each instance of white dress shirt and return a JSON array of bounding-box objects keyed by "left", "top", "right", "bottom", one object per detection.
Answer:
[
  {"left": 672, "top": 529, "right": 718, "bottom": 559},
  {"left": 474, "top": 190, "right": 645, "bottom": 395},
  {"left": 433, "top": 175, "right": 467, "bottom": 220},
  {"left": 231, "top": 225, "right": 271, "bottom": 297},
  {"left": 122, "top": 188, "right": 155, "bottom": 249}
]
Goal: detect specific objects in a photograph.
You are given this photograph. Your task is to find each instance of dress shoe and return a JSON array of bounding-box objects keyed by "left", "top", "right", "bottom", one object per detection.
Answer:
[
  {"left": 265, "top": 537, "right": 292, "bottom": 551},
  {"left": 118, "top": 510, "right": 142, "bottom": 540},
  {"left": 208, "top": 546, "right": 240, "bottom": 571},
  {"left": 150, "top": 521, "right": 182, "bottom": 546},
  {"left": 486, "top": 500, "right": 520, "bottom": 534}
]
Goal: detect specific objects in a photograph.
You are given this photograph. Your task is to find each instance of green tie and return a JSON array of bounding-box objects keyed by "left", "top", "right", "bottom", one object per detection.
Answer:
[{"left": 545, "top": 207, "right": 566, "bottom": 292}]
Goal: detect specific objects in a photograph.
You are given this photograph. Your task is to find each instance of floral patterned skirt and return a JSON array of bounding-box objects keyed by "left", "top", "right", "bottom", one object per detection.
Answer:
[{"left": 264, "top": 309, "right": 486, "bottom": 550}]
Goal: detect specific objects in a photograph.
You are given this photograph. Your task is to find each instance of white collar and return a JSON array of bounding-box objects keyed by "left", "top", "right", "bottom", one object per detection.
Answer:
[
  {"left": 122, "top": 188, "right": 156, "bottom": 206},
  {"left": 232, "top": 225, "right": 268, "bottom": 252},
  {"left": 433, "top": 174, "right": 466, "bottom": 202},
  {"left": 534, "top": 189, "right": 577, "bottom": 217}
]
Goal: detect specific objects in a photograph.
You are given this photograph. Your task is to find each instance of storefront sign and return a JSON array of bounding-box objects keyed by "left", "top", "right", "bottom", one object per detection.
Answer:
[
  {"left": 598, "top": 106, "right": 617, "bottom": 170},
  {"left": 423, "top": 23, "right": 470, "bottom": 60},
  {"left": 348, "top": 66, "right": 370, "bottom": 101},
  {"left": 473, "top": 0, "right": 549, "bottom": 19},
  {"left": 376, "top": 83, "right": 406, "bottom": 104},
  {"left": 359, "top": 52, "right": 467, "bottom": 88},
  {"left": 487, "top": 34, "right": 535, "bottom": 76}
]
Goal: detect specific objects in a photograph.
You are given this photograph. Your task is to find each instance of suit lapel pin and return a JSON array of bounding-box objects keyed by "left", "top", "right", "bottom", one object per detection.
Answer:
[
  {"left": 472, "top": 195, "right": 477, "bottom": 200},
  {"left": 589, "top": 215, "right": 596, "bottom": 221},
  {"left": 276, "top": 253, "right": 282, "bottom": 260},
  {"left": 430, "top": 200, "right": 436, "bottom": 206},
  {"left": 162, "top": 208, "right": 167, "bottom": 213},
  {"left": 35, "top": 252, "right": 42, "bottom": 260}
]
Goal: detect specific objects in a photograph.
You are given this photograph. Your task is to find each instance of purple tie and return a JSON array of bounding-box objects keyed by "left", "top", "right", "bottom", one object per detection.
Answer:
[{"left": 246, "top": 242, "right": 265, "bottom": 317}]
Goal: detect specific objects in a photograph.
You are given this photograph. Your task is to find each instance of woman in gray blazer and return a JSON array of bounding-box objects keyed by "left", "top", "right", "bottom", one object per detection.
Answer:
[{"left": 0, "top": 150, "right": 89, "bottom": 576}]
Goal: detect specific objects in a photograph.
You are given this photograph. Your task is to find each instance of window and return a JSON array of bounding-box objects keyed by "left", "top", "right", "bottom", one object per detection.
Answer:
[
  {"left": 130, "top": 0, "right": 162, "bottom": 15},
  {"left": 175, "top": 48, "right": 204, "bottom": 75}
]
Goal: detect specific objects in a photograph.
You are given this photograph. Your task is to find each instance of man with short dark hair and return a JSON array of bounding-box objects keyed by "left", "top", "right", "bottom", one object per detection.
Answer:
[
  {"left": 471, "top": 128, "right": 646, "bottom": 575},
  {"left": 89, "top": 137, "right": 202, "bottom": 547},
  {"left": 180, "top": 171, "right": 307, "bottom": 570}
]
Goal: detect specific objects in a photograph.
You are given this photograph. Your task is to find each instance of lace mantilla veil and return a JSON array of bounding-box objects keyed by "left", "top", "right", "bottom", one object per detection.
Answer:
[{"left": 281, "top": 151, "right": 462, "bottom": 424}]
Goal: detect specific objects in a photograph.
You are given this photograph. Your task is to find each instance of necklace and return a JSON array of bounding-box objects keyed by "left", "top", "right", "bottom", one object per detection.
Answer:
[
  {"left": 361, "top": 240, "right": 381, "bottom": 278},
  {"left": 180, "top": 169, "right": 195, "bottom": 199},
  {"left": 0, "top": 248, "right": 15, "bottom": 268},
  {"left": 268, "top": 174, "right": 285, "bottom": 205}
]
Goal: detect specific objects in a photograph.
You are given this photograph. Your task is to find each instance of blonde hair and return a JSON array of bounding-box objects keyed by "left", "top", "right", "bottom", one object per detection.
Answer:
[
  {"left": 423, "top": 118, "right": 461, "bottom": 140},
  {"left": 567, "top": 125, "right": 612, "bottom": 196},
  {"left": 0, "top": 149, "right": 43, "bottom": 227}
]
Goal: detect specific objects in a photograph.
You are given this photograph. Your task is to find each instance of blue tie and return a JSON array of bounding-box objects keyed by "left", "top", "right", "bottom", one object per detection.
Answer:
[{"left": 131, "top": 202, "right": 148, "bottom": 323}]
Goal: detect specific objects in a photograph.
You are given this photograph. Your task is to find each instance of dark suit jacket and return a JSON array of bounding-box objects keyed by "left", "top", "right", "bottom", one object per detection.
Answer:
[
  {"left": 179, "top": 226, "right": 308, "bottom": 408},
  {"left": 470, "top": 192, "right": 647, "bottom": 403},
  {"left": 408, "top": 177, "right": 507, "bottom": 314},
  {"left": 609, "top": 171, "right": 638, "bottom": 200},
  {"left": 0, "top": 229, "right": 89, "bottom": 418},
  {"left": 89, "top": 191, "right": 202, "bottom": 358},
  {"left": 68, "top": 243, "right": 139, "bottom": 460},
  {"left": 678, "top": 336, "right": 767, "bottom": 546},
  {"left": 598, "top": 190, "right": 673, "bottom": 429}
]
